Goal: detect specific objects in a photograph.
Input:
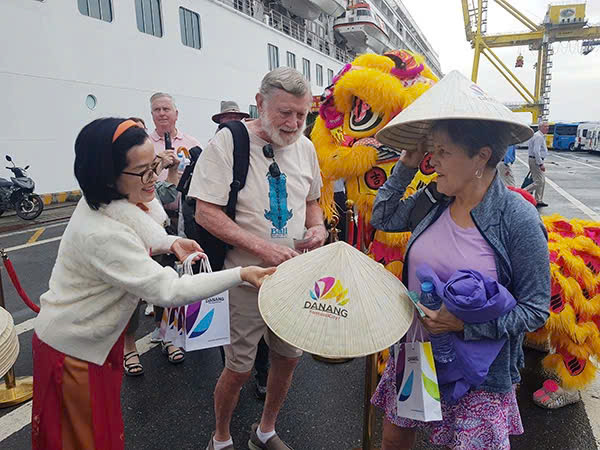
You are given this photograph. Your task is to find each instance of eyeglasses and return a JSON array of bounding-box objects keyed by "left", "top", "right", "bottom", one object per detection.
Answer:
[
  {"left": 262, "top": 144, "right": 281, "bottom": 178},
  {"left": 122, "top": 156, "right": 164, "bottom": 184}
]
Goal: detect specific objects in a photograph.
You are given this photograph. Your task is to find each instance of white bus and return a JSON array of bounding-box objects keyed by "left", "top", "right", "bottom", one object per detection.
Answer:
[
  {"left": 576, "top": 122, "right": 600, "bottom": 150},
  {"left": 584, "top": 124, "right": 600, "bottom": 153}
]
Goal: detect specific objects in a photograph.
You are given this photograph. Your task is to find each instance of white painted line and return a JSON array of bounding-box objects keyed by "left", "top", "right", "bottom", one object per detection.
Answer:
[
  {"left": 581, "top": 369, "right": 600, "bottom": 447},
  {"left": 0, "top": 221, "right": 68, "bottom": 239},
  {"left": 0, "top": 402, "right": 32, "bottom": 443},
  {"left": 4, "top": 236, "right": 62, "bottom": 253},
  {"left": 515, "top": 156, "right": 600, "bottom": 221},
  {"left": 550, "top": 153, "right": 600, "bottom": 171},
  {"left": 0, "top": 332, "right": 158, "bottom": 442}
]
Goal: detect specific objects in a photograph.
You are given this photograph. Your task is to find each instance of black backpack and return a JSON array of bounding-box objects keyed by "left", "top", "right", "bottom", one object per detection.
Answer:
[{"left": 178, "top": 121, "right": 250, "bottom": 271}]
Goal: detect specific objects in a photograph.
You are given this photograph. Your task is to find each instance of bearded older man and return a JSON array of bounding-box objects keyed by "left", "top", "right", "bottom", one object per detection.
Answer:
[{"left": 188, "top": 67, "right": 327, "bottom": 450}]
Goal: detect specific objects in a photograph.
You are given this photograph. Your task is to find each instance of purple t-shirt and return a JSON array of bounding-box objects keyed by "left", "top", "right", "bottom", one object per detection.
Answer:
[{"left": 407, "top": 207, "right": 498, "bottom": 294}]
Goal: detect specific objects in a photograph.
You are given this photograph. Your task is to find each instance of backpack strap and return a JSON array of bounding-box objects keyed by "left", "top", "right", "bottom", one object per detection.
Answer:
[
  {"left": 176, "top": 146, "right": 203, "bottom": 196},
  {"left": 218, "top": 121, "right": 250, "bottom": 220}
]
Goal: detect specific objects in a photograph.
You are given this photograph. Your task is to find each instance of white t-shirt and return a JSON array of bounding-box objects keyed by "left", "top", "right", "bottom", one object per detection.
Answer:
[{"left": 187, "top": 123, "right": 322, "bottom": 268}]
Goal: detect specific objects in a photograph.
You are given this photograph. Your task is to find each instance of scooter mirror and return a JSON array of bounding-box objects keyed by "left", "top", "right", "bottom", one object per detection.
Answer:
[
  {"left": 5, "top": 155, "right": 12, "bottom": 162},
  {"left": 25, "top": 165, "right": 30, "bottom": 170}
]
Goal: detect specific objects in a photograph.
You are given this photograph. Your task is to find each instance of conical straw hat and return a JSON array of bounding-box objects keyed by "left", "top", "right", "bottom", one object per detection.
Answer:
[
  {"left": 0, "top": 306, "right": 19, "bottom": 378},
  {"left": 376, "top": 70, "right": 534, "bottom": 151},
  {"left": 258, "top": 241, "right": 414, "bottom": 358}
]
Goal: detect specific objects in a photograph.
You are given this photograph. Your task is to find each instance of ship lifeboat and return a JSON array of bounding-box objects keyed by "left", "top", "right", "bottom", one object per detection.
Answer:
[
  {"left": 280, "top": 0, "right": 345, "bottom": 20},
  {"left": 333, "top": 3, "right": 389, "bottom": 54}
]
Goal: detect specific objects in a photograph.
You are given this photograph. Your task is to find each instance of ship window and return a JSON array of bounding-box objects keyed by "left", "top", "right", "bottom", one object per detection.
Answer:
[
  {"left": 135, "top": 0, "right": 163, "bottom": 37},
  {"left": 302, "top": 58, "right": 311, "bottom": 82},
  {"left": 327, "top": 68, "right": 334, "bottom": 85},
  {"left": 316, "top": 64, "right": 323, "bottom": 87},
  {"left": 357, "top": 9, "right": 371, "bottom": 17},
  {"left": 179, "top": 7, "right": 201, "bottom": 49},
  {"left": 268, "top": 44, "right": 279, "bottom": 70},
  {"left": 78, "top": 0, "right": 113, "bottom": 22},
  {"left": 249, "top": 105, "right": 258, "bottom": 119},
  {"left": 85, "top": 94, "right": 97, "bottom": 110},
  {"left": 287, "top": 52, "right": 296, "bottom": 69}
]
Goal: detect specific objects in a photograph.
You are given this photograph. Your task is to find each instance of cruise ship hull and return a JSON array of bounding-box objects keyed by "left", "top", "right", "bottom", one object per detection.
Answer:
[{"left": 0, "top": 0, "right": 346, "bottom": 194}]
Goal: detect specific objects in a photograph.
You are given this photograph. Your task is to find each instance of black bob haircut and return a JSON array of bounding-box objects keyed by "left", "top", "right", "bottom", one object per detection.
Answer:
[{"left": 74, "top": 118, "right": 149, "bottom": 210}]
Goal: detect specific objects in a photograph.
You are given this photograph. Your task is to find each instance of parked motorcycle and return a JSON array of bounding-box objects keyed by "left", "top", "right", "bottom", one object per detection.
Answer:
[{"left": 0, "top": 155, "right": 44, "bottom": 220}]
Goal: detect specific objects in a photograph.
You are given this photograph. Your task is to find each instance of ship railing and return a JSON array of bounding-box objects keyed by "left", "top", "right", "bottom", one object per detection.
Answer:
[{"left": 217, "top": 0, "right": 353, "bottom": 64}]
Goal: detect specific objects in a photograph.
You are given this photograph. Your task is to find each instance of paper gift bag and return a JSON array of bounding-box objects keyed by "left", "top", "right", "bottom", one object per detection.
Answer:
[
  {"left": 395, "top": 341, "right": 442, "bottom": 422},
  {"left": 160, "top": 256, "right": 230, "bottom": 351},
  {"left": 160, "top": 304, "right": 186, "bottom": 349}
]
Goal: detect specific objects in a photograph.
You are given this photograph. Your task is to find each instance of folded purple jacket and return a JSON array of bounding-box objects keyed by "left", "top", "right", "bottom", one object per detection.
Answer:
[{"left": 416, "top": 264, "right": 517, "bottom": 403}]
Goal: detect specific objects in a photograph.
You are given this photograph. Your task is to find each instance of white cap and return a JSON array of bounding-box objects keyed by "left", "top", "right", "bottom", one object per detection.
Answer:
[{"left": 376, "top": 70, "right": 534, "bottom": 151}]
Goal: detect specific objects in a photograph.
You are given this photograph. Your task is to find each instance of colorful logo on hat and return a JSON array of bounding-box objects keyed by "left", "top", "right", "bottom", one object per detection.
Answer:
[
  {"left": 310, "top": 277, "right": 349, "bottom": 306},
  {"left": 304, "top": 276, "right": 349, "bottom": 319}
]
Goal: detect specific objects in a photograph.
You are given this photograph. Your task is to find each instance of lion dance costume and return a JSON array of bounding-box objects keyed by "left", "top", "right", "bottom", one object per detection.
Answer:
[
  {"left": 527, "top": 215, "right": 600, "bottom": 392},
  {"left": 310, "top": 50, "right": 438, "bottom": 373},
  {"left": 311, "top": 51, "right": 600, "bottom": 397}
]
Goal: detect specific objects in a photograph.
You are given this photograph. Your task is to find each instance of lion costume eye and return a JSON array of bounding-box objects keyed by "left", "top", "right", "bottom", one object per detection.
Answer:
[{"left": 350, "top": 96, "right": 383, "bottom": 132}]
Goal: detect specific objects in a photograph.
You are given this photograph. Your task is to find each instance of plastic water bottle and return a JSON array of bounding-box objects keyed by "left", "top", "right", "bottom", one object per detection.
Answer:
[
  {"left": 177, "top": 149, "right": 187, "bottom": 173},
  {"left": 420, "top": 281, "right": 456, "bottom": 364}
]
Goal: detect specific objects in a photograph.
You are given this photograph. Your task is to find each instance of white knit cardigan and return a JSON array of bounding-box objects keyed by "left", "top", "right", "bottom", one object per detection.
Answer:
[{"left": 34, "top": 198, "right": 241, "bottom": 365}]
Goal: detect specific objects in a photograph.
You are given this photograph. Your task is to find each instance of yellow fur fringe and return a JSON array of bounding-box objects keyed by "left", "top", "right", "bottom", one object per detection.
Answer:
[{"left": 543, "top": 353, "right": 597, "bottom": 390}]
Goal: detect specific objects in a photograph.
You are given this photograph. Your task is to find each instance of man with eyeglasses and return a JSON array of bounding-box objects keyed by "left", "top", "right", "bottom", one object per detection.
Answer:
[{"left": 188, "top": 68, "right": 327, "bottom": 450}]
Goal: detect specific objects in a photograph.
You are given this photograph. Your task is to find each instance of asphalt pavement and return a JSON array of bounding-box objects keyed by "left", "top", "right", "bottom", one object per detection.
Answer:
[{"left": 1, "top": 149, "right": 600, "bottom": 449}]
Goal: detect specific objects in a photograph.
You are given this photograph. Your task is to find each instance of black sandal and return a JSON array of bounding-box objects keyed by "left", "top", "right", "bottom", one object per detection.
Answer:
[
  {"left": 123, "top": 351, "right": 144, "bottom": 376},
  {"left": 161, "top": 341, "right": 185, "bottom": 364}
]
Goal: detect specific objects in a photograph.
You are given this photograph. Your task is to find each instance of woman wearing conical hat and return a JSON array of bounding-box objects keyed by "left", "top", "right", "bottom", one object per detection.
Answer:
[{"left": 370, "top": 71, "right": 550, "bottom": 449}]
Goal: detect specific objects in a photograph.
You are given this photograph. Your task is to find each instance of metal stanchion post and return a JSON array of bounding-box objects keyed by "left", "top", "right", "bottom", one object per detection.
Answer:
[
  {"left": 363, "top": 353, "right": 380, "bottom": 450},
  {"left": 352, "top": 352, "right": 379, "bottom": 450},
  {"left": 0, "top": 261, "right": 34, "bottom": 408}
]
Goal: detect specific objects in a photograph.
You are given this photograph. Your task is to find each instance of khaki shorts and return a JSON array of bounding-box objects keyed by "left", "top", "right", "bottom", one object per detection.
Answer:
[{"left": 224, "top": 285, "right": 302, "bottom": 373}]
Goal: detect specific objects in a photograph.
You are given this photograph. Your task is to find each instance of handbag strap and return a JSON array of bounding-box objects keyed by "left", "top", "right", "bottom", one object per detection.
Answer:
[
  {"left": 406, "top": 317, "right": 426, "bottom": 344},
  {"left": 182, "top": 252, "right": 205, "bottom": 275}
]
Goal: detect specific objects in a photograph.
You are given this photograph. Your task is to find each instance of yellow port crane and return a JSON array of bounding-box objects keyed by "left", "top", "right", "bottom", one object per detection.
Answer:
[{"left": 461, "top": 0, "right": 600, "bottom": 123}]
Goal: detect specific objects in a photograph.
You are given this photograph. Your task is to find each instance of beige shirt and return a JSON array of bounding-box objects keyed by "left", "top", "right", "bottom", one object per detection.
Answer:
[{"left": 188, "top": 123, "right": 322, "bottom": 268}]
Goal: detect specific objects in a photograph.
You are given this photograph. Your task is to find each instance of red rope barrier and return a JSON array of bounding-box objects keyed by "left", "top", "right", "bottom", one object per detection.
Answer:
[{"left": 1, "top": 252, "right": 40, "bottom": 314}]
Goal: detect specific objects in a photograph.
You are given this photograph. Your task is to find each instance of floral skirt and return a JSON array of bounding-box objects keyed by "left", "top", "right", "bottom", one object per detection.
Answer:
[{"left": 372, "top": 353, "right": 524, "bottom": 449}]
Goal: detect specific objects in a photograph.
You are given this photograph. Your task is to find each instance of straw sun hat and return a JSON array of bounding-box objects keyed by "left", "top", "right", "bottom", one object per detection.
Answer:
[
  {"left": 375, "top": 70, "right": 534, "bottom": 151},
  {"left": 0, "top": 306, "right": 19, "bottom": 378},
  {"left": 258, "top": 241, "right": 414, "bottom": 358}
]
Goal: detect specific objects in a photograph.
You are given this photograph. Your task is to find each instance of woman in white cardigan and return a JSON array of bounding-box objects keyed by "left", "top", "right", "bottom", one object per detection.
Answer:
[{"left": 32, "top": 118, "right": 273, "bottom": 450}]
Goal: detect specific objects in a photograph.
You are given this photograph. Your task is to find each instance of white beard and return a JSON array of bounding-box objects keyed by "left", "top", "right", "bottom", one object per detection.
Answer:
[{"left": 261, "top": 112, "right": 305, "bottom": 147}]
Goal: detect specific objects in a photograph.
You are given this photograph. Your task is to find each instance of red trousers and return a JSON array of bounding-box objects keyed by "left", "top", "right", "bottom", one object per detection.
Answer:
[{"left": 32, "top": 333, "right": 125, "bottom": 449}]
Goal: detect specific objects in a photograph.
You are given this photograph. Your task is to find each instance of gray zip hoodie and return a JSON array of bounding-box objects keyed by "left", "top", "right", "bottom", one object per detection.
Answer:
[{"left": 371, "top": 162, "right": 550, "bottom": 393}]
